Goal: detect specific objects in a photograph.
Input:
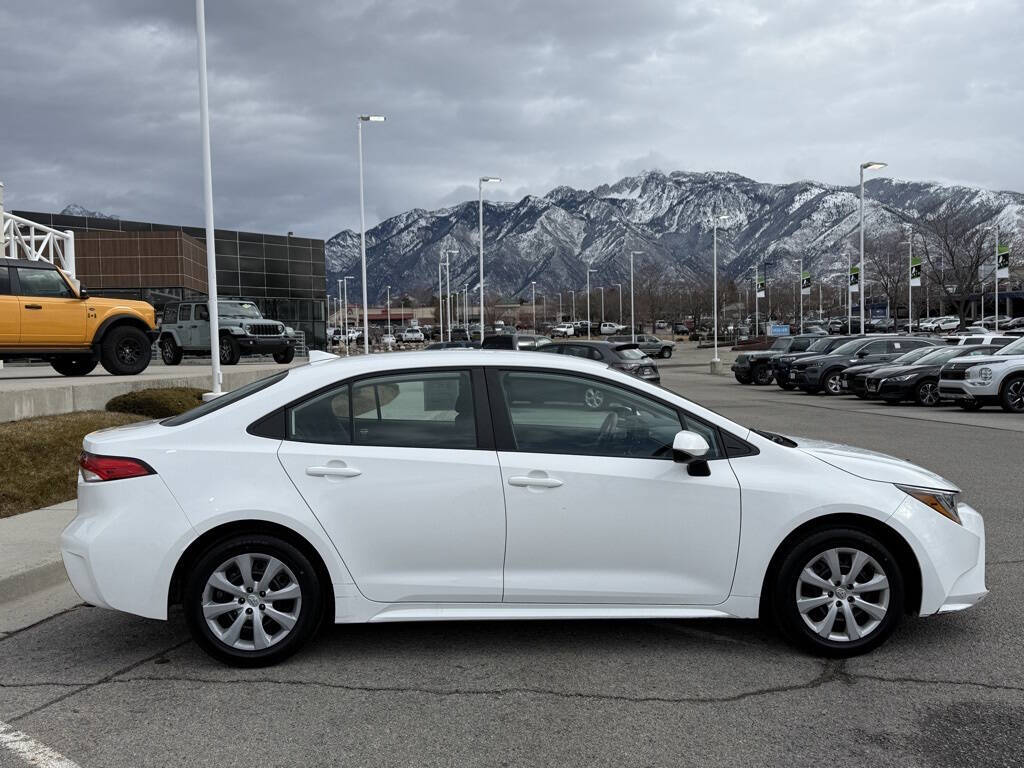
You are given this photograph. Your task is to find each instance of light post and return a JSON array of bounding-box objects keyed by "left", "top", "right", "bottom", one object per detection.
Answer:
[
  {"left": 194, "top": 0, "right": 222, "bottom": 394},
  {"left": 570, "top": 290, "right": 576, "bottom": 322},
  {"left": 586, "top": 268, "right": 596, "bottom": 338},
  {"left": 442, "top": 248, "right": 456, "bottom": 341},
  {"left": 462, "top": 285, "right": 469, "bottom": 331},
  {"left": 357, "top": 114, "right": 386, "bottom": 354},
  {"left": 478, "top": 176, "right": 501, "bottom": 340},
  {"left": 986, "top": 226, "right": 1000, "bottom": 330},
  {"left": 558, "top": 292, "right": 563, "bottom": 323},
  {"left": 797, "top": 257, "right": 804, "bottom": 334},
  {"left": 341, "top": 275, "right": 353, "bottom": 356},
  {"left": 540, "top": 293, "right": 546, "bottom": 325},
  {"left": 386, "top": 285, "right": 392, "bottom": 349},
  {"left": 712, "top": 214, "right": 728, "bottom": 369},
  {"left": 531, "top": 281, "right": 537, "bottom": 331},
  {"left": 630, "top": 251, "right": 642, "bottom": 343},
  {"left": 598, "top": 286, "right": 605, "bottom": 323},
  {"left": 859, "top": 161, "right": 887, "bottom": 335},
  {"left": 614, "top": 283, "right": 623, "bottom": 325}
]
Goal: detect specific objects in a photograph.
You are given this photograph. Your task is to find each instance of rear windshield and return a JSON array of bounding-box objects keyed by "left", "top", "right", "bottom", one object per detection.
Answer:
[
  {"left": 807, "top": 337, "right": 837, "bottom": 352},
  {"left": 831, "top": 339, "right": 867, "bottom": 355},
  {"left": 616, "top": 347, "right": 646, "bottom": 360},
  {"left": 770, "top": 338, "right": 791, "bottom": 350},
  {"left": 162, "top": 371, "right": 288, "bottom": 426}
]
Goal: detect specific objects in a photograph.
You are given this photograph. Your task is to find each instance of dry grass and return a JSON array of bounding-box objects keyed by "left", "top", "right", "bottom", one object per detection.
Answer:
[{"left": 0, "top": 411, "right": 146, "bottom": 518}]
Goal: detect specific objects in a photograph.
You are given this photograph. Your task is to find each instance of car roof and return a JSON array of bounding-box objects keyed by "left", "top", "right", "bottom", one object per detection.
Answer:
[{"left": 1, "top": 257, "right": 60, "bottom": 270}]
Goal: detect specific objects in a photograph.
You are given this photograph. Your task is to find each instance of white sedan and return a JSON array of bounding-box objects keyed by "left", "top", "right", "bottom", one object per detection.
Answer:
[{"left": 63, "top": 351, "right": 986, "bottom": 666}]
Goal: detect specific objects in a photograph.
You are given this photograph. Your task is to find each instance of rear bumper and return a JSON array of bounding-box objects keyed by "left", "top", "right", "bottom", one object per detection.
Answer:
[{"left": 61, "top": 474, "right": 195, "bottom": 620}]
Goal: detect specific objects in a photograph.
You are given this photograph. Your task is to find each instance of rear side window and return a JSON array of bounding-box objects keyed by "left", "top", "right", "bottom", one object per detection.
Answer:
[
  {"left": 791, "top": 338, "right": 812, "bottom": 352},
  {"left": 289, "top": 384, "right": 351, "bottom": 444},
  {"left": 162, "top": 371, "right": 288, "bottom": 426}
]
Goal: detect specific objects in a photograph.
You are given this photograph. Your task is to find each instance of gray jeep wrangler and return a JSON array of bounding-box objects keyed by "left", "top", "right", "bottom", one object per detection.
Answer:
[{"left": 158, "top": 299, "right": 297, "bottom": 366}]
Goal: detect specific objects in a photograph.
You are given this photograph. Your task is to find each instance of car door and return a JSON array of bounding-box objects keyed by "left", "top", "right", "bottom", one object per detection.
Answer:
[
  {"left": 14, "top": 266, "right": 85, "bottom": 345},
  {"left": 176, "top": 304, "right": 194, "bottom": 348},
  {"left": 277, "top": 367, "right": 507, "bottom": 603},
  {"left": 0, "top": 266, "right": 20, "bottom": 345},
  {"left": 193, "top": 303, "right": 211, "bottom": 349},
  {"left": 490, "top": 367, "right": 742, "bottom": 605},
  {"left": 850, "top": 338, "right": 891, "bottom": 365}
]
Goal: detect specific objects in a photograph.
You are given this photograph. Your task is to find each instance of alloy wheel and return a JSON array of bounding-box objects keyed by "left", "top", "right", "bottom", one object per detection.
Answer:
[
  {"left": 795, "top": 547, "right": 890, "bottom": 642},
  {"left": 1005, "top": 379, "right": 1024, "bottom": 412},
  {"left": 202, "top": 553, "right": 303, "bottom": 652},
  {"left": 825, "top": 373, "right": 842, "bottom": 394},
  {"left": 116, "top": 338, "right": 142, "bottom": 365},
  {"left": 917, "top": 381, "right": 940, "bottom": 406}
]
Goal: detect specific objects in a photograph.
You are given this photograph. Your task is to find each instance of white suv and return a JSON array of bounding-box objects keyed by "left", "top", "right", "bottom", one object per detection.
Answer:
[
  {"left": 920, "top": 316, "right": 960, "bottom": 333},
  {"left": 938, "top": 336, "right": 1024, "bottom": 412},
  {"left": 551, "top": 323, "right": 575, "bottom": 337}
]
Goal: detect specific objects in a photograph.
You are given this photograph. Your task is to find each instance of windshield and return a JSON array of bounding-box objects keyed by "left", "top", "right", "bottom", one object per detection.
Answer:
[
  {"left": 831, "top": 339, "right": 867, "bottom": 356},
  {"left": 616, "top": 347, "right": 647, "bottom": 360},
  {"left": 770, "top": 338, "right": 791, "bottom": 350},
  {"left": 218, "top": 301, "right": 263, "bottom": 319},
  {"left": 893, "top": 346, "right": 939, "bottom": 364},
  {"left": 807, "top": 337, "right": 838, "bottom": 352},
  {"left": 997, "top": 337, "right": 1024, "bottom": 356},
  {"left": 917, "top": 347, "right": 979, "bottom": 365}
]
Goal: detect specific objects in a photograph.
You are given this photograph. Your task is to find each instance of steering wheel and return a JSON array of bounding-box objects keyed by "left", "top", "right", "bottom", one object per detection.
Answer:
[{"left": 597, "top": 411, "right": 619, "bottom": 446}]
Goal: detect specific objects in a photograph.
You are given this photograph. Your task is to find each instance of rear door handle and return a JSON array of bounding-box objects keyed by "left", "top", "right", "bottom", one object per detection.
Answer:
[
  {"left": 24, "top": 304, "right": 42, "bottom": 310},
  {"left": 306, "top": 465, "right": 361, "bottom": 478},
  {"left": 508, "top": 475, "right": 563, "bottom": 488}
]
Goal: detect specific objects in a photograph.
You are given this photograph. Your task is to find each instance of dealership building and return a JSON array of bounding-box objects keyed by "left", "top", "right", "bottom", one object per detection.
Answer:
[{"left": 11, "top": 210, "right": 328, "bottom": 349}]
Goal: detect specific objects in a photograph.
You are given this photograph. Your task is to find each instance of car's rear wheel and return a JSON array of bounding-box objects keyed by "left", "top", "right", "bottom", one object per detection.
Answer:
[
  {"left": 915, "top": 379, "right": 941, "bottom": 407},
  {"left": 734, "top": 373, "right": 751, "bottom": 384},
  {"left": 821, "top": 370, "right": 843, "bottom": 395},
  {"left": 160, "top": 337, "right": 183, "bottom": 366},
  {"left": 184, "top": 535, "right": 323, "bottom": 667},
  {"left": 776, "top": 377, "right": 795, "bottom": 390},
  {"left": 752, "top": 365, "right": 774, "bottom": 385},
  {"left": 100, "top": 326, "right": 152, "bottom": 375},
  {"left": 772, "top": 528, "right": 904, "bottom": 657},
  {"left": 273, "top": 347, "right": 296, "bottom": 364},
  {"left": 219, "top": 334, "right": 241, "bottom": 365},
  {"left": 660, "top": 348, "right": 671, "bottom": 359},
  {"left": 999, "top": 375, "right": 1024, "bottom": 413},
  {"left": 51, "top": 354, "right": 98, "bottom": 376}
]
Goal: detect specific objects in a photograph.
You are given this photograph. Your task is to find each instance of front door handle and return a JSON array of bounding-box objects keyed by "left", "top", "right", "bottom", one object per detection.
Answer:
[
  {"left": 24, "top": 304, "right": 42, "bottom": 310},
  {"left": 306, "top": 465, "right": 361, "bottom": 478},
  {"left": 508, "top": 475, "right": 563, "bottom": 488}
]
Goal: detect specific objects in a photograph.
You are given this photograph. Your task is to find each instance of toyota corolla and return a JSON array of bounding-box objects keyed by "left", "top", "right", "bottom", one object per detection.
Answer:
[{"left": 62, "top": 351, "right": 986, "bottom": 666}]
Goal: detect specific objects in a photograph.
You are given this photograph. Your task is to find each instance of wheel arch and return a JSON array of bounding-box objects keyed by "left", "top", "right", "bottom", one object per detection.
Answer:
[
  {"left": 159, "top": 329, "right": 182, "bottom": 345},
  {"left": 93, "top": 313, "right": 153, "bottom": 347},
  {"left": 758, "top": 513, "right": 922, "bottom": 620},
  {"left": 168, "top": 519, "right": 336, "bottom": 616}
]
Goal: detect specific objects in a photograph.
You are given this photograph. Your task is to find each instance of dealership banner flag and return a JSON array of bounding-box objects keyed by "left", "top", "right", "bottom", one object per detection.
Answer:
[
  {"left": 910, "top": 256, "right": 922, "bottom": 287},
  {"left": 848, "top": 265, "right": 860, "bottom": 293},
  {"left": 997, "top": 244, "right": 1010, "bottom": 279},
  {"left": 801, "top": 271, "right": 811, "bottom": 296},
  {"left": 756, "top": 273, "right": 766, "bottom": 298}
]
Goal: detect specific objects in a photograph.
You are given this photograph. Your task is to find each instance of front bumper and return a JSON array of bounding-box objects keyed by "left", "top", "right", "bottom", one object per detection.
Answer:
[
  {"left": 237, "top": 335, "right": 296, "bottom": 353},
  {"left": 841, "top": 373, "right": 870, "bottom": 396},
  {"left": 938, "top": 378, "right": 999, "bottom": 402},
  {"left": 61, "top": 473, "right": 194, "bottom": 620},
  {"left": 792, "top": 367, "right": 823, "bottom": 386},
  {"left": 867, "top": 378, "right": 914, "bottom": 400}
]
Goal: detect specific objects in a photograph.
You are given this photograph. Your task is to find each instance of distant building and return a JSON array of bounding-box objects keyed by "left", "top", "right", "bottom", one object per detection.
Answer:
[{"left": 13, "top": 210, "right": 327, "bottom": 349}]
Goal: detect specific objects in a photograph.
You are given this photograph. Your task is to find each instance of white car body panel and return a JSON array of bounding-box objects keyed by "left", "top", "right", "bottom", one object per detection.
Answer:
[{"left": 60, "top": 350, "right": 987, "bottom": 631}]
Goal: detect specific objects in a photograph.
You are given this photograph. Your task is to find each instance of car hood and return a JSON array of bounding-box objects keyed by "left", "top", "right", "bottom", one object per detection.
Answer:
[
  {"left": 796, "top": 437, "right": 959, "bottom": 492},
  {"left": 946, "top": 354, "right": 1016, "bottom": 366},
  {"left": 870, "top": 363, "right": 940, "bottom": 378},
  {"left": 778, "top": 351, "right": 821, "bottom": 363},
  {"left": 843, "top": 362, "right": 886, "bottom": 375}
]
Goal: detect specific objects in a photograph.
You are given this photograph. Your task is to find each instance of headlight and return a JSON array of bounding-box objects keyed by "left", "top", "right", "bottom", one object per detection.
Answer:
[
  {"left": 243, "top": 323, "right": 252, "bottom": 332},
  {"left": 807, "top": 360, "right": 822, "bottom": 368},
  {"left": 976, "top": 367, "right": 992, "bottom": 381},
  {"left": 896, "top": 484, "right": 961, "bottom": 525},
  {"left": 889, "top": 374, "right": 916, "bottom": 382},
  {"left": 285, "top": 326, "right": 294, "bottom": 335},
  {"left": 228, "top": 326, "right": 246, "bottom": 335}
]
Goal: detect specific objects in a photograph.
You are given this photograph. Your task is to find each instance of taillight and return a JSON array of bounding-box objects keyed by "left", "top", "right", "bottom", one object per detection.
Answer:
[{"left": 78, "top": 451, "right": 155, "bottom": 482}]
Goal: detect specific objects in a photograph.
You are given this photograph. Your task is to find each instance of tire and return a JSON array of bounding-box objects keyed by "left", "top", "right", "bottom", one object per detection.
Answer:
[
  {"left": 160, "top": 337, "right": 183, "bottom": 366},
  {"left": 752, "top": 365, "right": 774, "bottom": 386},
  {"left": 273, "top": 347, "right": 296, "bottom": 364},
  {"left": 776, "top": 377, "right": 795, "bottom": 391},
  {"left": 958, "top": 400, "right": 983, "bottom": 411},
  {"left": 51, "top": 354, "right": 98, "bottom": 377},
  {"left": 999, "top": 375, "right": 1024, "bottom": 413},
  {"left": 853, "top": 390, "right": 870, "bottom": 399},
  {"left": 219, "top": 334, "right": 241, "bottom": 365},
  {"left": 771, "top": 527, "right": 904, "bottom": 657},
  {"left": 183, "top": 534, "right": 324, "bottom": 667},
  {"left": 914, "top": 379, "right": 941, "bottom": 407},
  {"left": 99, "top": 325, "right": 152, "bottom": 375},
  {"left": 821, "top": 369, "right": 844, "bottom": 396},
  {"left": 800, "top": 386, "right": 822, "bottom": 395},
  {"left": 659, "top": 348, "right": 671, "bottom": 359},
  {"left": 734, "top": 373, "right": 752, "bottom": 385}
]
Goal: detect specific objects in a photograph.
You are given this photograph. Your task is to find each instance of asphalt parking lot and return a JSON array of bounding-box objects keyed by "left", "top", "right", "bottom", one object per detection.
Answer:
[{"left": 1, "top": 367, "right": 1020, "bottom": 768}]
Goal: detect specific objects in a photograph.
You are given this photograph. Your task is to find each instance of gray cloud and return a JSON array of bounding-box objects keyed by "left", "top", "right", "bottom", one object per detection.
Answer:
[{"left": 2, "top": 0, "right": 1021, "bottom": 239}]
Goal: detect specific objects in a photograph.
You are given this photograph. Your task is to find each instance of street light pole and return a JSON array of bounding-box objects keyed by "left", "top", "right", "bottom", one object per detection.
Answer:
[
  {"left": 798, "top": 257, "right": 804, "bottom": 334},
  {"left": 614, "top": 283, "right": 623, "bottom": 325},
  {"left": 478, "top": 176, "right": 501, "bottom": 338},
  {"left": 386, "top": 285, "right": 392, "bottom": 349},
  {"left": 342, "top": 275, "right": 353, "bottom": 357},
  {"left": 630, "top": 251, "right": 642, "bottom": 344},
  {"left": 570, "top": 290, "right": 576, "bottom": 322},
  {"left": 712, "top": 215, "right": 728, "bottom": 367},
  {"left": 598, "top": 286, "right": 604, "bottom": 323},
  {"left": 531, "top": 281, "right": 537, "bottom": 331},
  {"left": 586, "top": 268, "right": 596, "bottom": 339},
  {"left": 859, "top": 161, "right": 887, "bottom": 335},
  {"left": 357, "top": 114, "right": 386, "bottom": 354},
  {"left": 443, "top": 249, "right": 456, "bottom": 341},
  {"left": 194, "top": 0, "right": 222, "bottom": 394}
]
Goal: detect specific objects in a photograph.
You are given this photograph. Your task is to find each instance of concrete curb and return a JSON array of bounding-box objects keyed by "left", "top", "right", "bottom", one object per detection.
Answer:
[{"left": 0, "top": 501, "right": 76, "bottom": 606}]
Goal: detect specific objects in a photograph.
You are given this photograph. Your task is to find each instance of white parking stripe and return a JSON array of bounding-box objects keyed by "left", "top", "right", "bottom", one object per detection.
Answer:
[{"left": 0, "top": 721, "right": 80, "bottom": 768}]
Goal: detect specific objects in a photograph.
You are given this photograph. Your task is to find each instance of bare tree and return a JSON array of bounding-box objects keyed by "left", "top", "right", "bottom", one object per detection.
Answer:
[{"left": 861, "top": 230, "right": 908, "bottom": 320}]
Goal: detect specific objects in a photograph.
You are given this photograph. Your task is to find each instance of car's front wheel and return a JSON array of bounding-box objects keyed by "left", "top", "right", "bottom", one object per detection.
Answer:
[
  {"left": 915, "top": 379, "right": 941, "bottom": 407},
  {"left": 660, "top": 348, "right": 672, "bottom": 359},
  {"left": 219, "top": 334, "right": 241, "bottom": 365},
  {"left": 821, "top": 369, "right": 843, "bottom": 395},
  {"left": 734, "top": 373, "right": 751, "bottom": 384},
  {"left": 273, "top": 347, "right": 296, "bottom": 364},
  {"left": 100, "top": 326, "right": 152, "bottom": 375},
  {"left": 160, "top": 337, "right": 183, "bottom": 366},
  {"left": 752, "top": 365, "right": 773, "bottom": 385},
  {"left": 184, "top": 535, "right": 324, "bottom": 667},
  {"left": 1000, "top": 375, "right": 1024, "bottom": 413},
  {"left": 772, "top": 527, "right": 904, "bottom": 657}
]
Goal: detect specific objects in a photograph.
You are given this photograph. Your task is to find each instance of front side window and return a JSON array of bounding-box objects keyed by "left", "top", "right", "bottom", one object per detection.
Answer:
[
  {"left": 179, "top": 304, "right": 192, "bottom": 321},
  {"left": 997, "top": 338, "right": 1024, "bottom": 356},
  {"left": 352, "top": 371, "right": 476, "bottom": 449},
  {"left": 497, "top": 370, "right": 719, "bottom": 459},
  {"left": 16, "top": 268, "right": 73, "bottom": 298},
  {"left": 196, "top": 303, "right": 209, "bottom": 321}
]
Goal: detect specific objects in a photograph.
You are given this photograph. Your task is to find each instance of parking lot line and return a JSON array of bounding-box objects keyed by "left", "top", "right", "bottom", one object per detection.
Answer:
[{"left": 0, "top": 720, "right": 80, "bottom": 768}]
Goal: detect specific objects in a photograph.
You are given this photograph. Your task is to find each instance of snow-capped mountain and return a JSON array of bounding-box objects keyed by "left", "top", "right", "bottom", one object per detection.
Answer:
[
  {"left": 323, "top": 169, "right": 1023, "bottom": 303},
  {"left": 60, "top": 204, "right": 118, "bottom": 220}
]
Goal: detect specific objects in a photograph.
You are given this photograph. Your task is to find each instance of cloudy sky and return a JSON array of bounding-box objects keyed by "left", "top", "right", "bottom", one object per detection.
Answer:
[{"left": 2, "top": 0, "right": 1021, "bottom": 239}]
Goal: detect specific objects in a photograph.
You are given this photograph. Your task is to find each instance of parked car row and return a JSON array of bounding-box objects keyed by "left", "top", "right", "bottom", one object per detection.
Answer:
[{"left": 734, "top": 332, "right": 1024, "bottom": 413}]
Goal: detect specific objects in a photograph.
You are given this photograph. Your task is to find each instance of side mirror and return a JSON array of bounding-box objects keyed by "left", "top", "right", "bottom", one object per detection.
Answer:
[
  {"left": 857, "top": 350, "right": 868, "bottom": 357},
  {"left": 672, "top": 430, "right": 710, "bottom": 464},
  {"left": 78, "top": 287, "right": 90, "bottom": 300}
]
